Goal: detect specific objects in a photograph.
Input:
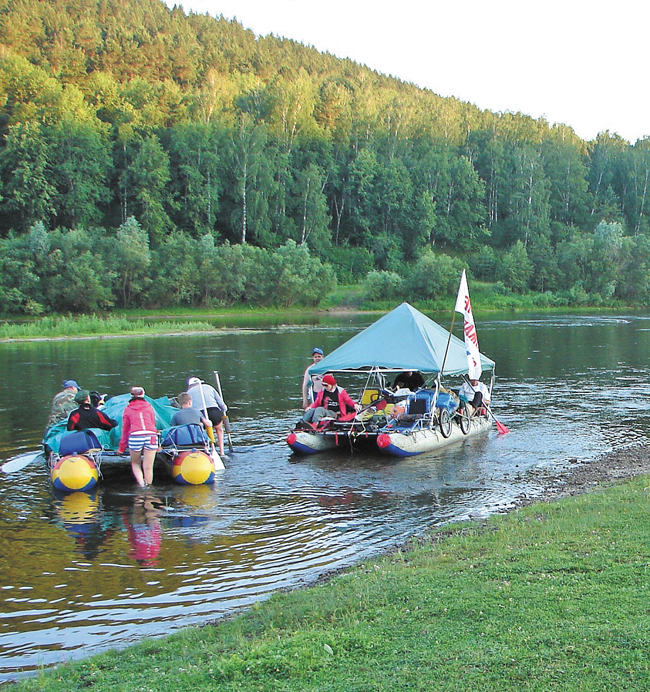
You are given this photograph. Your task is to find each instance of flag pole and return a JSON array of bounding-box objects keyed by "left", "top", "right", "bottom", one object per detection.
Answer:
[{"left": 439, "top": 309, "right": 457, "bottom": 378}]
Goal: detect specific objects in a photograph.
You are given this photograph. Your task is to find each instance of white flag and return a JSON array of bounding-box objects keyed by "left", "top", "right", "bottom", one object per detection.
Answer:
[{"left": 454, "top": 270, "right": 482, "bottom": 380}]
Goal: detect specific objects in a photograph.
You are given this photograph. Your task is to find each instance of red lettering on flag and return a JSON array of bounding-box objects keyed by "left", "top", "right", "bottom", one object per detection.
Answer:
[{"left": 464, "top": 321, "right": 478, "bottom": 347}]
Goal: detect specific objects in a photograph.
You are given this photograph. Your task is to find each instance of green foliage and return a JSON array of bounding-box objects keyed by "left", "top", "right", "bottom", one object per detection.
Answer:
[
  {"left": 50, "top": 118, "right": 112, "bottom": 228},
  {"left": 43, "top": 228, "right": 114, "bottom": 312},
  {"left": 327, "top": 245, "right": 374, "bottom": 283},
  {"left": 110, "top": 216, "right": 152, "bottom": 308},
  {"left": 1, "top": 0, "right": 650, "bottom": 310},
  {"left": 148, "top": 232, "right": 200, "bottom": 306},
  {"left": 128, "top": 135, "right": 173, "bottom": 243},
  {"left": 498, "top": 241, "right": 533, "bottom": 294},
  {"left": 468, "top": 246, "right": 499, "bottom": 282},
  {"left": 404, "top": 251, "right": 464, "bottom": 300},
  {"left": 0, "top": 121, "right": 56, "bottom": 229},
  {"left": 362, "top": 270, "right": 404, "bottom": 300},
  {"left": 265, "top": 240, "right": 337, "bottom": 307}
]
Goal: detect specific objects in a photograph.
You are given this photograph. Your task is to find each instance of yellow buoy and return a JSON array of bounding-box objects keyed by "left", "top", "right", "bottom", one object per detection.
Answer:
[
  {"left": 171, "top": 450, "right": 215, "bottom": 485},
  {"left": 51, "top": 454, "right": 99, "bottom": 492}
]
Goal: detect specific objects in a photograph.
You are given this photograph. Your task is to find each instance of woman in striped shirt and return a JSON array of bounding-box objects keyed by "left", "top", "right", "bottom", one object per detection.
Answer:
[{"left": 118, "top": 386, "right": 158, "bottom": 487}]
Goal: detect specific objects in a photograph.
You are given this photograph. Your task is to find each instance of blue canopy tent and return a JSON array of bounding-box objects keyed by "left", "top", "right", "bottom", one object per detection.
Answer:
[{"left": 308, "top": 302, "right": 495, "bottom": 377}]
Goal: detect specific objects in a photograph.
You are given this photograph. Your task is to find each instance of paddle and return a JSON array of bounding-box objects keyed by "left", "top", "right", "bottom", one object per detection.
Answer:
[
  {"left": 213, "top": 371, "right": 234, "bottom": 453},
  {"left": 1, "top": 451, "right": 42, "bottom": 474},
  {"left": 461, "top": 375, "right": 510, "bottom": 435}
]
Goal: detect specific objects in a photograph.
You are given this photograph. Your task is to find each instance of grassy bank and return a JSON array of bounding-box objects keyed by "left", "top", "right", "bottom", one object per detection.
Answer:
[
  {"left": 9, "top": 475, "right": 650, "bottom": 691},
  {"left": 0, "top": 282, "right": 637, "bottom": 341},
  {"left": 0, "top": 314, "right": 218, "bottom": 341}
]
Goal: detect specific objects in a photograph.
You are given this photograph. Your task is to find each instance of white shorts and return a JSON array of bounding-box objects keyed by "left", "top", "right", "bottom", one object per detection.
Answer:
[{"left": 127, "top": 432, "right": 158, "bottom": 452}]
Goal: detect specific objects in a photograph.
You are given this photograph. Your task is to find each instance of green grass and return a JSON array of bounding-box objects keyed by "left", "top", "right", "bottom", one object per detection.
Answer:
[
  {"left": 0, "top": 281, "right": 640, "bottom": 341},
  {"left": 0, "top": 314, "right": 217, "bottom": 340},
  {"left": 9, "top": 475, "right": 650, "bottom": 691}
]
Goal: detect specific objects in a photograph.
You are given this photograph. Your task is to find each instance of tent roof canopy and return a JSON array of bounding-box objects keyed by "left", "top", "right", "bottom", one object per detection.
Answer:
[{"left": 309, "top": 302, "right": 495, "bottom": 378}]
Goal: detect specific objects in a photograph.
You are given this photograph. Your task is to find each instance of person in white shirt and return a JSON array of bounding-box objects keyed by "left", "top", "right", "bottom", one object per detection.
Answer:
[
  {"left": 458, "top": 378, "right": 490, "bottom": 415},
  {"left": 302, "top": 347, "right": 325, "bottom": 409},
  {"left": 187, "top": 377, "right": 228, "bottom": 456}
]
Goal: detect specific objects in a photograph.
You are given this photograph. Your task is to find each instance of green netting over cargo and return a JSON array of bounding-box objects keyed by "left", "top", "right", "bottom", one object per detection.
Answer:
[{"left": 42, "top": 394, "right": 177, "bottom": 454}]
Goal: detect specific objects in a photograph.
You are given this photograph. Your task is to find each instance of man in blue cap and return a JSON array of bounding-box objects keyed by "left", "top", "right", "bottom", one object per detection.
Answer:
[
  {"left": 47, "top": 379, "right": 80, "bottom": 429},
  {"left": 302, "top": 347, "right": 325, "bottom": 409}
]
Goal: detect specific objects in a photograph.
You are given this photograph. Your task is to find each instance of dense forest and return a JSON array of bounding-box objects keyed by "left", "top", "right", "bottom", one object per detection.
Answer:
[{"left": 1, "top": 0, "right": 649, "bottom": 314}]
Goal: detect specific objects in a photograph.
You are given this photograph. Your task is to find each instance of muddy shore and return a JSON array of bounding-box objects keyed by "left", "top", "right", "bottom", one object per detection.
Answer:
[{"left": 518, "top": 442, "right": 650, "bottom": 506}]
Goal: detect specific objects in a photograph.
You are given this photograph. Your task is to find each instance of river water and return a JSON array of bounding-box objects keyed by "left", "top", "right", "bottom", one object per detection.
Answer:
[{"left": 1, "top": 310, "right": 650, "bottom": 681}]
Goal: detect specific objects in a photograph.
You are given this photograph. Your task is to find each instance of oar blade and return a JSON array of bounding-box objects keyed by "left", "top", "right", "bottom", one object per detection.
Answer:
[
  {"left": 495, "top": 419, "right": 510, "bottom": 435},
  {"left": 210, "top": 447, "right": 225, "bottom": 471},
  {"left": 1, "top": 452, "right": 42, "bottom": 474}
]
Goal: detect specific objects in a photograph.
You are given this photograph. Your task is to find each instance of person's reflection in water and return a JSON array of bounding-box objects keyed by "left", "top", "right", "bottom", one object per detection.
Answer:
[{"left": 123, "top": 491, "right": 163, "bottom": 567}]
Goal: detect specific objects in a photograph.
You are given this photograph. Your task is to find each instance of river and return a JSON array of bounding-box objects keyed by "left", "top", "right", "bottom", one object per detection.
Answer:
[{"left": 1, "top": 310, "right": 649, "bottom": 681}]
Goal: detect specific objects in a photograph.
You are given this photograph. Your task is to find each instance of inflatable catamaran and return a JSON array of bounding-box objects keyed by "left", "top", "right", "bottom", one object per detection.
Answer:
[
  {"left": 43, "top": 393, "right": 223, "bottom": 492},
  {"left": 287, "top": 282, "right": 505, "bottom": 457}
]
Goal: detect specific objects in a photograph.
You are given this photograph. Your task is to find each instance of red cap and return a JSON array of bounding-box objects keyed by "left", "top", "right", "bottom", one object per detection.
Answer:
[{"left": 322, "top": 374, "right": 337, "bottom": 386}]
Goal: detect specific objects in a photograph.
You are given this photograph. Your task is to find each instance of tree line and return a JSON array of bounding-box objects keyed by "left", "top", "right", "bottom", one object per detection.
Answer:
[{"left": 1, "top": 0, "right": 650, "bottom": 312}]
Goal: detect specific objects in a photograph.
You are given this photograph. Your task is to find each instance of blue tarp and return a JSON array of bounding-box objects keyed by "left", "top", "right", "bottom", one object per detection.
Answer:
[
  {"left": 309, "top": 302, "right": 495, "bottom": 377},
  {"left": 43, "top": 394, "right": 178, "bottom": 455}
]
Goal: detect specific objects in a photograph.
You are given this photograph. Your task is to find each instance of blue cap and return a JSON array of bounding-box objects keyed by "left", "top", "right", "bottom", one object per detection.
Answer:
[
  {"left": 312, "top": 347, "right": 324, "bottom": 356},
  {"left": 62, "top": 380, "right": 79, "bottom": 389}
]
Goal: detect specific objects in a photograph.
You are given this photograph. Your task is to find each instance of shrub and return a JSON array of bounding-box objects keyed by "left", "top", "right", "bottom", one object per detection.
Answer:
[
  {"left": 403, "top": 252, "right": 463, "bottom": 300},
  {"left": 362, "top": 270, "right": 404, "bottom": 301}
]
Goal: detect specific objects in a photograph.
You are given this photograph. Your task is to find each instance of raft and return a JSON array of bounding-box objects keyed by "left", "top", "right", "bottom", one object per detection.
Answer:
[
  {"left": 287, "top": 302, "right": 501, "bottom": 458},
  {"left": 43, "top": 395, "right": 223, "bottom": 491}
]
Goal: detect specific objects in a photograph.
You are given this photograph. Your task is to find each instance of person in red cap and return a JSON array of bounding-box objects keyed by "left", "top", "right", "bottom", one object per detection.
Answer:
[{"left": 298, "top": 374, "right": 361, "bottom": 428}]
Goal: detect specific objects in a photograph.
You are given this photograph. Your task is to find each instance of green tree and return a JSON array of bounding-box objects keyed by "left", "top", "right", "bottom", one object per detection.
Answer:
[
  {"left": 43, "top": 228, "right": 113, "bottom": 312},
  {"left": 291, "top": 162, "right": 331, "bottom": 250},
  {"left": 128, "top": 134, "right": 173, "bottom": 243},
  {"left": 542, "top": 126, "right": 590, "bottom": 230},
  {"left": 362, "top": 270, "right": 404, "bottom": 301},
  {"left": 404, "top": 251, "right": 463, "bottom": 300},
  {"left": 0, "top": 233, "right": 43, "bottom": 314},
  {"left": 499, "top": 240, "right": 533, "bottom": 293},
  {"left": 167, "top": 121, "right": 221, "bottom": 236},
  {"left": 0, "top": 121, "right": 56, "bottom": 230},
  {"left": 589, "top": 221, "right": 624, "bottom": 298},
  {"left": 225, "top": 113, "right": 269, "bottom": 244},
  {"left": 110, "top": 216, "right": 152, "bottom": 307},
  {"left": 50, "top": 118, "right": 112, "bottom": 228},
  {"left": 265, "top": 241, "right": 336, "bottom": 307},
  {"left": 149, "top": 232, "right": 200, "bottom": 306},
  {"left": 503, "top": 143, "right": 551, "bottom": 248}
]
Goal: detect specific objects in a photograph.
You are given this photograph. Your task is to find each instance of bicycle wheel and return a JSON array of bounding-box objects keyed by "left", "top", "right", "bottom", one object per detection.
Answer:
[
  {"left": 439, "top": 408, "right": 452, "bottom": 438},
  {"left": 459, "top": 410, "right": 471, "bottom": 435}
]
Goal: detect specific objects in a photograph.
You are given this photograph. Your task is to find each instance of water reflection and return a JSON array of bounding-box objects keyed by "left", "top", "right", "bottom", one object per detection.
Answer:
[
  {"left": 2, "top": 312, "right": 650, "bottom": 680},
  {"left": 123, "top": 491, "right": 163, "bottom": 567}
]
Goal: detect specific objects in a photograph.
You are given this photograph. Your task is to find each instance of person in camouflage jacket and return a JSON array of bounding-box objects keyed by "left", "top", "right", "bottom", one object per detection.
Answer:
[{"left": 47, "top": 380, "right": 80, "bottom": 429}]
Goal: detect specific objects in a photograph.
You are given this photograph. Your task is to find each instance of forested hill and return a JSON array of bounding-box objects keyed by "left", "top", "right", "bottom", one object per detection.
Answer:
[{"left": 1, "top": 0, "right": 649, "bottom": 315}]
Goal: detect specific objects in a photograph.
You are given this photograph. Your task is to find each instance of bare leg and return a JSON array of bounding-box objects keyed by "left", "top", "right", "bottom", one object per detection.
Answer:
[
  {"left": 216, "top": 423, "right": 225, "bottom": 456},
  {"left": 142, "top": 448, "right": 156, "bottom": 485},
  {"left": 130, "top": 451, "right": 146, "bottom": 487}
]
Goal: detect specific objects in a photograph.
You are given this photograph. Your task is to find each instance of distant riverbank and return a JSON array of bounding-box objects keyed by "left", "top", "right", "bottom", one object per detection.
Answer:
[{"left": 0, "top": 291, "right": 638, "bottom": 342}]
